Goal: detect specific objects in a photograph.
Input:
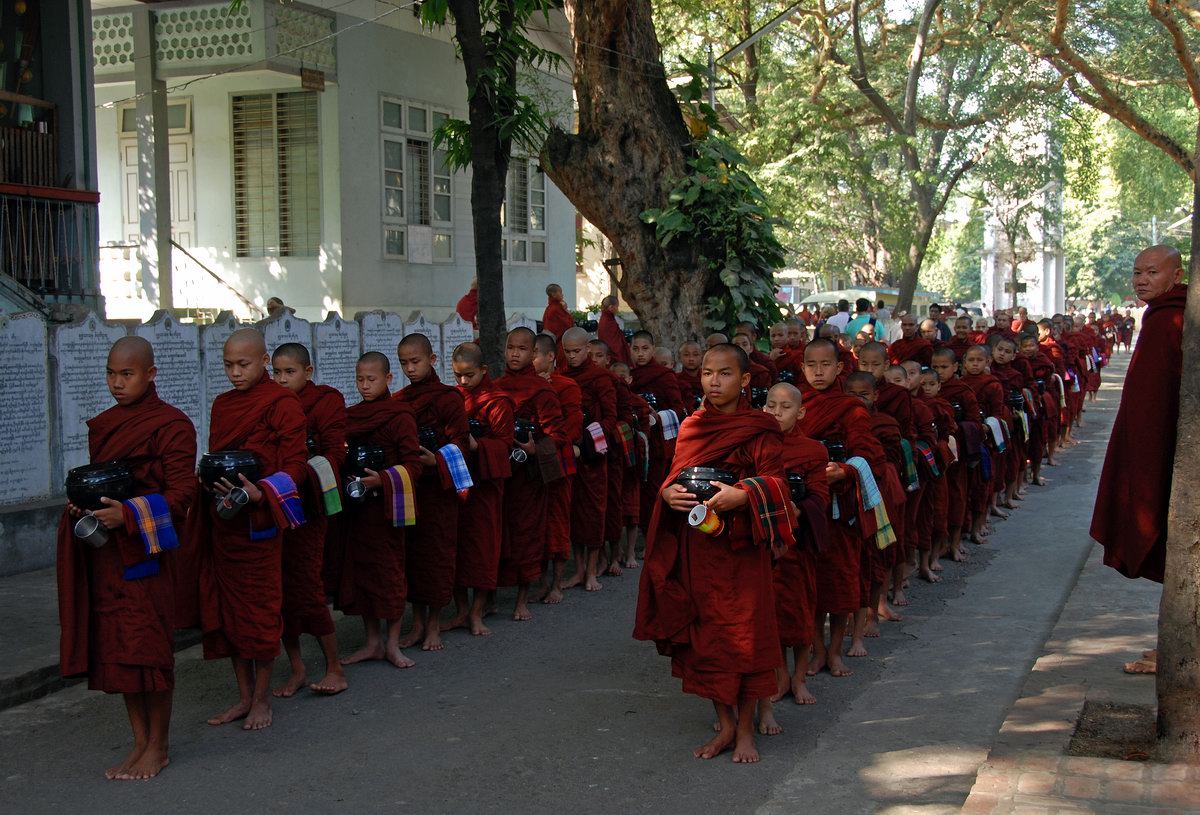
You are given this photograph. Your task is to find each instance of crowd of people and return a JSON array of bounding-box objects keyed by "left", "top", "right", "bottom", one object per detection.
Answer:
[{"left": 58, "top": 281, "right": 1123, "bottom": 780}]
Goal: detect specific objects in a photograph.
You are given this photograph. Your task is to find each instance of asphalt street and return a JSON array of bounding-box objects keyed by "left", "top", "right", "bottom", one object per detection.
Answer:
[{"left": 0, "top": 357, "right": 1124, "bottom": 815}]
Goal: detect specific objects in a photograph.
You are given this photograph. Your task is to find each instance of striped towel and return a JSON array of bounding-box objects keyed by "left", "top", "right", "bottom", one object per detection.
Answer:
[
  {"left": 1017, "top": 411, "right": 1030, "bottom": 440},
  {"left": 831, "top": 455, "right": 883, "bottom": 521},
  {"left": 616, "top": 422, "right": 636, "bottom": 467},
  {"left": 872, "top": 502, "right": 897, "bottom": 550},
  {"left": 914, "top": 440, "right": 941, "bottom": 477},
  {"left": 984, "top": 417, "right": 1006, "bottom": 452},
  {"left": 307, "top": 455, "right": 342, "bottom": 516},
  {"left": 899, "top": 439, "right": 920, "bottom": 492},
  {"left": 737, "top": 476, "right": 796, "bottom": 551},
  {"left": 1022, "top": 388, "right": 1038, "bottom": 419},
  {"left": 382, "top": 465, "right": 417, "bottom": 527},
  {"left": 947, "top": 436, "right": 959, "bottom": 463},
  {"left": 1053, "top": 373, "right": 1066, "bottom": 403},
  {"left": 437, "top": 443, "right": 474, "bottom": 500},
  {"left": 586, "top": 422, "right": 608, "bottom": 454},
  {"left": 121, "top": 493, "right": 179, "bottom": 580},
  {"left": 558, "top": 443, "right": 577, "bottom": 477},
  {"left": 657, "top": 409, "right": 680, "bottom": 441},
  {"left": 260, "top": 472, "right": 306, "bottom": 530}
]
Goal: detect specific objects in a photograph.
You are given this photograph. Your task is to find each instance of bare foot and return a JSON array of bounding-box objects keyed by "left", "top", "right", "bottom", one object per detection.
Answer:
[
  {"left": 444, "top": 613, "right": 468, "bottom": 631},
  {"left": 622, "top": 558, "right": 640, "bottom": 569},
  {"left": 930, "top": 560, "right": 944, "bottom": 572},
  {"left": 792, "top": 677, "right": 816, "bottom": 704},
  {"left": 528, "top": 583, "right": 551, "bottom": 604},
  {"left": 115, "top": 747, "right": 168, "bottom": 781},
  {"left": 586, "top": 576, "right": 603, "bottom": 592},
  {"left": 732, "top": 732, "right": 760, "bottom": 763},
  {"left": 864, "top": 621, "right": 880, "bottom": 638},
  {"left": 1142, "top": 649, "right": 1158, "bottom": 659},
  {"left": 991, "top": 507, "right": 1010, "bottom": 519},
  {"left": 542, "top": 588, "right": 564, "bottom": 605},
  {"left": 560, "top": 573, "right": 584, "bottom": 591},
  {"left": 1123, "top": 658, "right": 1156, "bottom": 675},
  {"left": 342, "top": 642, "right": 384, "bottom": 665},
  {"left": 604, "top": 563, "right": 623, "bottom": 577},
  {"left": 951, "top": 547, "right": 967, "bottom": 562},
  {"left": 828, "top": 655, "right": 854, "bottom": 677},
  {"left": 919, "top": 567, "right": 942, "bottom": 583},
  {"left": 807, "top": 653, "right": 827, "bottom": 676},
  {"left": 272, "top": 670, "right": 308, "bottom": 698},
  {"left": 758, "top": 711, "right": 782, "bottom": 736},
  {"left": 847, "top": 640, "right": 867, "bottom": 658},
  {"left": 422, "top": 631, "right": 444, "bottom": 652},
  {"left": 469, "top": 617, "right": 493, "bottom": 636},
  {"left": 878, "top": 604, "right": 903, "bottom": 622},
  {"left": 242, "top": 700, "right": 272, "bottom": 731},
  {"left": 309, "top": 671, "right": 348, "bottom": 695},
  {"left": 513, "top": 603, "right": 533, "bottom": 622},
  {"left": 770, "top": 673, "right": 789, "bottom": 703},
  {"left": 693, "top": 729, "right": 735, "bottom": 760},
  {"left": 396, "top": 628, "right": 424, "bottom": 649},
  {"left": 105, "top": 746, "right": 141, "bottom": 780},
  {"left": 207, "top": 700, "right": 250, "bottom": 726},
  {"left": 1000, "top": 500, "right": 1016, "bottom": 510},
  {"left": 385, "top": 644, "right": 416, "bottom": 669},
  {"left": 892, "top": 589, "right": 909, "bottom": 607}
]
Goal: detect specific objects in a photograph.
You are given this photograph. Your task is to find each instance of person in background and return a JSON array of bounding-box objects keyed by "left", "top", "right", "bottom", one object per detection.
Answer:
[{"left": 456, "top": 279, "right": 479, "bottom": 330}]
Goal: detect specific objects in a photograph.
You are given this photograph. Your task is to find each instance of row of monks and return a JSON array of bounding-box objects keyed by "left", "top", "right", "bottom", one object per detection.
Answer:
[{"left": 57, "top": 300, "right": 1109, "bottom": 779}]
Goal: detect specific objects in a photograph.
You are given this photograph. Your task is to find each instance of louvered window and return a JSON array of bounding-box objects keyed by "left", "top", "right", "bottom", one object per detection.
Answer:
[
  {"left": 381, "top": 96, "right": 454, "bottom": 261},
  {"left": 232, "top": 91, "right": 320, "bottom": 257},
  {"left": 502, "top": 158, "right": 547, "bottom": 265}
]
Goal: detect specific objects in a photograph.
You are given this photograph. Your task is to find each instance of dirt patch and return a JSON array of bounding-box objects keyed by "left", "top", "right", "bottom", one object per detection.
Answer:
[{"left": 1068, "top": 700, "right": 1156, "bottom": 761}]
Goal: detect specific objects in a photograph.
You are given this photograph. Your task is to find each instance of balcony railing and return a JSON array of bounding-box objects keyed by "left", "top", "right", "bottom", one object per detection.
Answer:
[
  {"left": 0, "top": 90, "right": 58, "bottom": 187},
  {"left": 0, "top": 184, "right": 100, "bottom": 297}
]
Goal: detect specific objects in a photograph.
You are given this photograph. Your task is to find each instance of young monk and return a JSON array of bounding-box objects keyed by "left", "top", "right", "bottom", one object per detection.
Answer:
[
  {"left": 533, "top": 333, "right": 583, "bottom": 601},
  {"left": 734, "top": 333, "right": 774, "bottom": 388},
  {"left": 634, "top": 343, "right": 795, "bottom": 764},
  {"left": 541, "top": 283, "right": 575, "bottom": 362},
  {"left": 394, "top": 334, "right": 470, "bottom": 652},
  {"left": 762, "top": 382, "right": 829, "bottom": 712},
  {"left": 562, "top": 326, "right": 617, "bottom": 593},
  {"left": 589, "top": 340, "right": 631, "bottom": 568},
  {"left": 199, "top": 329, "right": 308, "bottom": 731},
  {"left": 901, "top": 360, "right": 944, "bottom": 582},
  {"left": 988, "top": 336, "right": 1029, "bottom": 507},
  {"left": 786, "top": 319, "right": 807, "bottom": 352},
  {"left": 961, "top": 345, "right": 1010, "bottom": 530},
  {"left": 610, "top": 358, "right": 652, "bottom": 570},
  {"left": 930, "top": 348, "right": 983, "bottom": 554},
  {"left": 1020, "top": 334, "right": 1059, "bottom": 476},
  {"left": 768, "top": 322, "right": 804, "bottom": 382},
  {"left": 59, "top": 336, "right": 196, "bottom": 779},
  {"left": 447, "top": 343, "right": 513, "bottom": 637},
  {"left": 889, "top": 314, "right": 934, "bottom": 365},
  {"left": 945, "top": 316, "right": 974, "bottom": 360},
  {"left": 798, "top": 340, "right": 887, "bottom": 678},
  {"left": 916, "top": 368, "right": 956, "bottom": 570},
  {"left": 338, "top": 352, "right": 422, "bottom": 669},
  {"left": 494, "top": 327, "right": 567, "bottom": 621},
  {"left": 631, "top": 330, "right": 687, "bottom": 540},
  {"left": 269, "top": 343, "right": 347, "bottom": 697},
  {"left": 677, "top": 341, "right": 704, "bottom": 410},
  {"left": 597, "top": 295, "right": 631, "bottom": 364}
]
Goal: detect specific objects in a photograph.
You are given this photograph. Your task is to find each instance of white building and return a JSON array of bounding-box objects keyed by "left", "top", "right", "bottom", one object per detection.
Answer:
[{"left": 89, "top": 0, "right": 577, "bottom": 323}]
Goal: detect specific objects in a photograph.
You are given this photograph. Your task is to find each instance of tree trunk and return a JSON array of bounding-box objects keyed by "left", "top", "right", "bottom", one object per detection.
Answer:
[
  {"left": 896, "top": 190, "right": 936, "bottom": 313},
  {"left": 541, "top": 0, "right": 710, "bottom": 350},
  {"left": 1156, "top": 134, "right": 1200, "bottom": 764}
]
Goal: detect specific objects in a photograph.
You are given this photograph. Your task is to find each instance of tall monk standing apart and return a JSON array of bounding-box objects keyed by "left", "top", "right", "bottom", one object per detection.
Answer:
[
  {"left": 200, "top": 329, "right": 308, "bottom": 731},
  {"left": 59, "top": 336, "right": 196, "bottom": 779},
  {"left": 889, "top": 314, "right": 934, "bottom": 366},
  {"left": 270, "top": 343, "right": 347, "bottom": 697},
  {"left": 634, "top": 344, "right": 795, "bottom": 764},
  {"left": 597, "top": 295, "right": 631, "bottom": 364},
  {"left": 1091, "top": 245, "right": 1187, "bottom": 675},
  {"left": 542, "top": 283, "right": 575, "bottom": 358},
  {"left": 394, "top": 334, "right": 470, "bottom": 652}
]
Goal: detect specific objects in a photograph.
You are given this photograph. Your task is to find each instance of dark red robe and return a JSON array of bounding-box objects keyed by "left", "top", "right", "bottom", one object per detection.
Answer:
[
  {"left": 285, "top": 382, "right": 344, "bottom": 639},
  {"left": 944, "top": 336, "right": 973, "bottom": 360},
  {"left": 1091, "top": 284, "right": 1187, "bottom": 583},
  {"left": 631, "top": 362, "right": 687, "bottom": 532},
  {"left": 775, "top": 430, "right": 829, "bottom": 649},
  {"left": 456, "top": 376, "right": 513, "bottom": 591},
  {"left": 633, "top": 405, "right": 789, "bottom": 705},
  {"left": 598, "top": 311, "right": 631, "bottom": 365},
  {"left": 889, "top": 336, "right": 934, "bottom": 366},
  {"left": 564, "top": 358, "right": 617, "bottom": 551},
  {"left": 198, "top": 374, "right": 308, "bottom": 661},
  {"left": 544, "top": 373, "right": 583, "bottom": 561},
  {"left": 676, "top": 368, "right": 702, "bottom": 410},
  {"left": 58, "top": 385, "right": 196, "bottom": 692},
  {"left": 938, "top": 378, "right": 981, "bottom": 532},
  {"left": 394, "top": 372, "right": 469, "bottom": 608},
  {"left": 337, "top": 397, "right": 422, "bottom": 620},
  {"left": 456, "top": 288, "right": 479, "bottom": 328}
]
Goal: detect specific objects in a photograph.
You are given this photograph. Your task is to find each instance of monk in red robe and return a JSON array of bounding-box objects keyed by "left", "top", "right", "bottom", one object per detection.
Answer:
[
  {"left": 798, "top": 340, "right": 887, "bottom": 679},
  {"left": 1020, "top": 334, "right": 1059, "bottom": 476},
  {"left": 597, "top": 295, "right": 631, "bottom": 364},
  {"left": 495, "top": 327, "right": 567, "bottom": 621},
  {"left": 561, "top": 327, "right": 617, "bottom": 592},
  {"left": 197, "top": 329, "right": 308, "bottom": 731},
  {"left": 634, "top": 344, "right": 794, "bottom": 764},
  {"left": 447, "top": 342, "right": 513, "bottom": 637},
  {"left": 676, "top": 341, "right": 704, "bottom": 410},
  {"left": 631, "top": 330, "right": 687, "bottom": 533},
  {"left": 768, "top": 322, "right": 805, "bottom": 383},
  {"left": 734, "top": 332, "right": 774, "bottom": 387},
  {"left": 961, "top": 345, "right": 1010, "bottom": 537},
  {"left": 931, "top": 348, "right": 981, "bottom": 555},
  {"left": 269, "top": 343, "right": 347, "bottom": 697},
  {"left": 338, "top": 352, "right": 423, "bottom": 670},
  {"left": 989, "top": 336, "right": 1029, "bottom": 506},
  {"left": 763, "top": 382, "right": 829, "bottom": 711},
  {"left": 945, "top": 316, "right": 974, "bottom": 360},
  {"left": 610, "top": 357, "right": 651, "bottom": 569},
  {"left": 1091, "top": 245, "right": 1186, "bottom": 675},
  {"left": 542, "top": 283, "right": 575, "bottom": 369},
  {"left": 734, "top": 321, "right": 780, "bottom": 382},
  {"left": 899, "top": 359, "right": 942, "bottom": 582},
  {"left": 394, "top": 334, "right": 470, "bottom": 652},
  {"left": 59, "top": 336, "right": 195, "bottom": 779},
  {"left": 533, "top": 333, "right": 583, "bottom": 601},
  {"left": 589, "top": 340, "right": 631, "bottom": 567},
  {"left": 889, "top": 314, "right": 934, "bottom": 366},
  {"left": 456, "top": 279, "right": 479, "bottom": 329},
  {"left": 918, "top": 368, "right": 957, "bottom": 569}
]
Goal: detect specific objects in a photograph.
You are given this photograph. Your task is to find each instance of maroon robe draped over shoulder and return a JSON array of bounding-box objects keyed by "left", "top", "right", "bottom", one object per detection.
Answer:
[
  {"left": 456, "top": 376, "right": 514, "bottom": 591},
  {"left": 776, "top": 431, "right": 830, "bottom": 648},
  {"left": 544, "top": 373, "right": 583, "bottom": 561},
  {"left": 565, "top": 358, "right": 616, "bottom": 550}
]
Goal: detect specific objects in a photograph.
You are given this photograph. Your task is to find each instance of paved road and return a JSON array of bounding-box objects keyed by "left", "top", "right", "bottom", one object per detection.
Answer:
[{"left": 0, "top": 357, "right": 1126, "bottom": 815}]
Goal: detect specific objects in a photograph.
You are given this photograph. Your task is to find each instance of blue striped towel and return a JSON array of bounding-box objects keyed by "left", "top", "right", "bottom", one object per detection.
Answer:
[
  {"left": 260, "top": 472, "right": 306, "bottom": 530},
  {"left": 657, "top": 409, "right": 680, "bottom": 441},
  {"left": 831, "top": 454, "right": 882, "bottom": 520},
  {"left": 121, "top": 493, "right": 178, "bottom": 580},
  {"left": 438, "top": 443, "right": 474, "bottom": 499}
]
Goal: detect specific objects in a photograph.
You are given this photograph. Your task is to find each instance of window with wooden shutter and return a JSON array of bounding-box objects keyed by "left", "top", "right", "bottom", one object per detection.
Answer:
[{"left": 232, "top": 91, "right": 320, "bottom": 258}]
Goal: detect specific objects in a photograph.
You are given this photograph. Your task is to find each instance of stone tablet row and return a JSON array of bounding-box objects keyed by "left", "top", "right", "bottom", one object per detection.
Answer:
[{"left": 0, "top": 307, "right": 542, "bottom": 507}]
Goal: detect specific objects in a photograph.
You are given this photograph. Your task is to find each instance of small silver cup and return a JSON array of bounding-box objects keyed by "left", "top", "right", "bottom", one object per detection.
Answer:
[
  {"left": 215, "top": 487, "right": 250, "bottom": 519},
  {"left": 74, "top": 514, "right": 109, "bottom": 548},
  {"left": 345, "top": 478, "right": 368, "bottom": 502},
  {"left": 510, "top": 447, "right": 528, "bottom": 464}
]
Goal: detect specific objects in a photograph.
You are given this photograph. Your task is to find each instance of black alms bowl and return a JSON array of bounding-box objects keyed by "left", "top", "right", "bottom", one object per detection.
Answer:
[
  {"left": 418, "top": 425, "right": 438, "bottom": 451},
  {"left": 65, "top": 461, "right": 134, "bottom": 511},
  {"left": 513, "top": 418, "right": 538, "bottom": 444},
  {"left": 639, "top": 392, "right": 659, "bottom": 411},
  {"left": 673, "top": 466, "right": 737, "bottom": 503},
  {"left": 468, "top": 418, "right": 485, "bottom": 437},
  {"left": 199, "top": 450, "right": 261, "bottom": 490},
  {"left": 787, "top": 471, "right": 807, "bottom": 503},
  {"left": 749, "top": 387, "right": 769, "bottom": 408},
  {"left": 344, "top": 443, "right": 386, "bottom": 477}
]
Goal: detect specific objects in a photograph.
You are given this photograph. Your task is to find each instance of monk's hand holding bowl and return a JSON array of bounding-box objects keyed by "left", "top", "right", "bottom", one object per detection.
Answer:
[
  {"left": 706, "top": 481, "right": 748, "bottom": 513},
  {"left": 91, "top": 497, "right": 126, "bottom": 530},
  {"left": 662, "top": 483, "right": 698, "bottom": 512},
  {"left": 825, "top": 462, "right": 846, "bottom": 484},
  {"left": 360, "top": 467, "right": 383, "bottom": 491},
  {"left": 418, "top": 446, "right": 437, "bottom": 467},
  {"left": 516, "top": 437, "right": 536, "bottom": 456},
  {"left": 468, "top": 434, "right": 478, "bottom": 452},
  {"left": 66, "top": 502, "right": 87, "bottom": 519}
]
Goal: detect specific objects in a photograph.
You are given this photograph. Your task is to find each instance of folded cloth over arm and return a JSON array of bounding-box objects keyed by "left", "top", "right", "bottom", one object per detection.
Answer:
[
  {"left": 841, "top": 456, "right": 896, "bottom": 551},
  {"left": 586, "top": 421, "right": 609, "bottom": 454},
  {"left": 306, "top": 455, "right": 342, "bottom": 516},
  {"left": 382, "top": 465, "right": 417, "bottom": 527},
  {"left": 437, "top": 443, "right": 474, "bottom": 499},
  {"left": 984, "top": 416, "right": 1007, "bottom": 452},
  {"left": 735, "top": 476, "right": 796, "bottom": 554},
  {"left": 657, "top": 409, "right": 680, "bottom": 441},
  {"left": 121, "top": 493, "right": 180, "bottom": 580},
  {"left": 259, "top": 472, "right": 306, "bottom": 531}
]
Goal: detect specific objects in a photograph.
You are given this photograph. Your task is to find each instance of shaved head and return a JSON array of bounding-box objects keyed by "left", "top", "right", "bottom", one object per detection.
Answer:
[
  {"left": 768, "top": 382, "right": 802, "bottom": 402},
  {"left": 705, "top": 332, "right": 729, "bottom": 348},
  {"left": 226, "top": 327, "right": 267, "bottom": 356},
  {"left": 562, "top": 326, "right": 589, "bottom": 347},
  {"left": 109, "top": 335, "right": 154, "bottom": 368},
  {"left": 398, "top": 332, "right": 434, "bottom": 357},
  {"left": 452, "top": 341, "right": 484, "bottom": 367}
]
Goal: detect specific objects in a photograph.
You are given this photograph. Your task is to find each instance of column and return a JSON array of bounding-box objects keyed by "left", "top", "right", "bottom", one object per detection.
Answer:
[{"left": 131, "top": 6, "right": 173, "bottom": 310}]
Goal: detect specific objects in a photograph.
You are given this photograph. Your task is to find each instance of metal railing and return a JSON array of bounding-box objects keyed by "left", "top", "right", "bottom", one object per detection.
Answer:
[
  {"left": 171, "top": 239, "right": 265, "bottom": 320},
  {"left": 0, "top": 184, "right": 99, "bottom": 296}
]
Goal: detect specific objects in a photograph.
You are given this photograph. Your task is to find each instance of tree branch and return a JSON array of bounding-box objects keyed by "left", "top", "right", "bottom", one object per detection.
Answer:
[
  {"left": 1148, "top": 0, "right": 1200, "bottom": 111},
  {"left": 903, "top": 0, "right": 944, "bottom": 133}
]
